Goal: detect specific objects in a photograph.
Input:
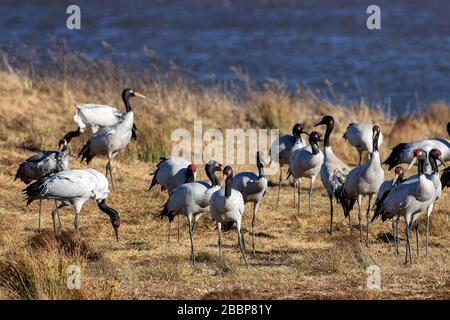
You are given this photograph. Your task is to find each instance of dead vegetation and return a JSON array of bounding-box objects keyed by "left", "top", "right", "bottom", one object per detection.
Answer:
[{"left": 0, "top": 51, "right": 449, "bottom": 300}]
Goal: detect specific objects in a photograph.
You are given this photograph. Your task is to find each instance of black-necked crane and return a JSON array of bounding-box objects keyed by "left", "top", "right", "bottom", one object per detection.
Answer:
[
  {"left": 343, "top": 122, "right": 384, "bottom": 165},
  {"left": 342, "top": 125, "right": 384, "bottom": 243},
  {"left": 22, "top": 169, "right": 120, "bottom": 241},
  {"left": 159, "top": 160, "right": 222, "bottom": 263},
  {"left": 404, "top": 149, "right": 446, "bottom": 256},
  {"left": 383, "top": 122, "right": 450, "bottom": 171},
  {"left": 287, "top": 132, "right": 324, "bottom": 215},
  {"left": 60, "top": 88, "right": 143, "bottom": 144},
  {"left": 149, "top": 157, "right": 196, "bottom": 193},
  {"left": 269, "top": 123, "right": 308, "bottom": 205},
  {"left": 78, "top": 89, "right": 146, "bottom": 191},
  {"left": 231, "top": 151, "right": 268, "bottom": 254},
  {"left": 15, "top": 139, "right": 70, "bottom": 231},
  {"left": 373, "top": 166, "right": 405, "bottom": 254},
  {"left": 314, "top": 115, "right": 354, "bottom": 235},
  {"left": 209, "top": 166, "right": 247, "bottom": 267},
  {"left": 374, "top": 149, "right": 436, "bottom": 264},
  {"left": 149, "top": 157, "right": 197, "bottom": 241}
]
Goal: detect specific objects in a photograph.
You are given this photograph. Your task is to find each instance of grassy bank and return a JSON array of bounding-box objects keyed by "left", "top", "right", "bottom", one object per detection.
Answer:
[{"left": 0, "top": 53, "right": 449, "bottom": 299}]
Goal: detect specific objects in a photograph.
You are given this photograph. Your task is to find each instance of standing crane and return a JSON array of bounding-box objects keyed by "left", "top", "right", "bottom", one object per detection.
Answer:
[
  {"left": 342, "top": 125, "right": 384, "bottom": 243},
  {"left": 314, "top": 115, "right": 354, "bottom": 235},
  {"left": 269, "top": 123, "right": 308, "bottom": 205},
  {"left": 78, "top": 89, "right": 146, "bottom": 191},
  {"left": 374, "top": 149, "right": 436, "bottom": 264},
  {"left": 15, "top": 139, "right": 70, "bottom": 231},
  {"left": 60, "top": 88, "right": 143, "bottom": 144},
  {"left": 159, "top": 160, "right": 222, "bottom": 263},
  {"left": 231, "top": 151, "right": 268, "bottom": 255},
  {"left": 22, "top": 169, "right": 121, "bottom": 241},
  {"left": 343, "top": 122, "right": 384, "bottom": 165},
  {"left": 287, "top": 132, "right": 324, "bottom": 215},
  {"left": 209, "top": 166, "right": 247, "bottom": 267}
]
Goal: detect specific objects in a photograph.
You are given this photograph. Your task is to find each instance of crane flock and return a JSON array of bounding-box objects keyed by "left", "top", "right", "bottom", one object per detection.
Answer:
[{"left": 13, "top": 88, "right": 450, "bottom": 266}]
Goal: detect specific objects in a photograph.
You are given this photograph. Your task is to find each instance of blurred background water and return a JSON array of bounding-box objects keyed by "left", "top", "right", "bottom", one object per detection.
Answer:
[{"left": 0, "top": 0, "right": 449, "bottom": 115}]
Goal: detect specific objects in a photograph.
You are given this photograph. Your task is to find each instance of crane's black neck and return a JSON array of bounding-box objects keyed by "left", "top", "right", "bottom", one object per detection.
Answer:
[
  {"left": 372, "top": 132, "right": 379, "bottom": 153},
  {"left": 225, "top": 175, "right": 232, "bottom": 198},
  {"left": 205, "top": 164, "right": 220, "bottom": 186},
  {"left": 311, "top": 141, "right": 320, "bottom": 155},
  {"left": 97, "top": 199, "right": 120, "bottom": 222},
  {"left": 185, "top": 167, "right": 195, "bottom": 183},
  {"left": 122, "top": 92, "right": 133, "bottom": 113},
  {"left": 323, "top": 121, "right": 334, "bottom": 147},
  {"left": 429, "top": 154, "right": 439, "bottom": 174},
  {"left": 447, "top": 122, "right": 450, "bottom": 137},
  {"left": 62, "top": 128, "right": 81, "bottom": 144},
  {"left": 418, "top": 159, "right": 425, "bottom": 176},
  {"left": 256, "top": 153, "right": 265, "bottom": 178}
]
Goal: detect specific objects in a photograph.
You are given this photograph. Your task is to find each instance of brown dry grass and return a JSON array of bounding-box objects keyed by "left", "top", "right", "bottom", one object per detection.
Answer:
[{"left": 0, "top": 55, "right": 449, "bottom": 300}]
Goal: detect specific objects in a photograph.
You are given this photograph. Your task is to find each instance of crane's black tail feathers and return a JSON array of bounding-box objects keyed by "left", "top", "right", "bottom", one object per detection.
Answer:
[
  {"left": 335, "top": 189, "right": 356, "bottom": 218},
  {"left": 342, "top": 123, "right": 354, "bottom": 139},
  {"left": 371, "top": 191, "right": 390, "bottom": 223},
  {"left": 383, "top": 143, "right": 407, "bottom": 171},
  {"left": 15, "top": 162, "right": 26, "bottom": 182},
  {"left": 157, "top": 198, "right": 177, "bottom": 222},
  {"left": 441, "top": 167, "right": 450, "bottom": 189},
  {"left": 22, "top": 177, "right": 47, "bottom": 205},
  {"left": 148, "top": 157, "right": 169, "bottom": 191},
  {"left": 131, "top": 123, "right": 138, "bottom": 140},
  {"left": 77, "top": 141, "right": 94, "bottom": 164}
]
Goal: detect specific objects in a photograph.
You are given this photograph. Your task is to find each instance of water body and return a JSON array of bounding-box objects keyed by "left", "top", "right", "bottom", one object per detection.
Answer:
[{"left": 1, "top": 0, "right": 449, "bottom": 115}]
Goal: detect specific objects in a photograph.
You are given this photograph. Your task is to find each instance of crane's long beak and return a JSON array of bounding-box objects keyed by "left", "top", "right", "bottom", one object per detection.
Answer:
[
  {"left": 408, "top": 157, "right": 417, "bottom": 169},
  {"left": 215, "top": 163, "right": 223, "bottom": 171},
  {"left": 438, "top": 156, "right": 447, "bottom": 168},
  {"left": 134, "top": 92, "right": 146, "bottom": 99},
  {"left": 391, "top": 175, "right": 398, "bottom": 186}
]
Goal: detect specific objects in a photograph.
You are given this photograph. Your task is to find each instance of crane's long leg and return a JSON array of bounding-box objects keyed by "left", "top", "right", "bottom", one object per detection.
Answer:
[
  {"left": 187, "top": 215, "right": 195, "bottom": 264},
  {"left": 54, "top": 200, "right": 62, "bottom": 229},
  {"left": 297, "top": 179, "right": 301, "bottom": 214},
  {"left": 329, "top": 194, "right": 334, "bottom": 235},
  {"left": 366, "top": 195, "right": 373, "bottom": 245},
  {"left": 251, "top": 202, "right": 259, "bottom": 255},
  {"left": 217, "top": 222, "right": 222, "bottom": 260},
  {"left": 425, "top": 203, "right": 433, "bottom": 258},
  {"left": 38, "top": 200, "right": 42, "bottom": 233},
  {"left": 277, "top": 167, "right": 282, "bottom": 205},
  {"left": 293, "top": 178, "right": 296, "bottom": 210},
  {"left": 73, "top": 207, "right": 80, "bottom": 237},
  {"left": 106, "top": 159, "right": 115, "bottom": 192},
  {"left": 177, "top": 215, "right": 180, "bottom": 243},
  {"left": 357, "top": 195, "right": 363, "bottom": 242},
  {"left": 236, "top": 220, "right": 248, "bottom": 268},
  {"left": 415, "top": 219, "right": 420, "bottom": 257},
  {"left": 392, "top": 218, "right": 399, "bottom": 255},
  {"left": 308, "top": 178, "right": 313, "bottom": 215},
  {"left": 168, "top": 219, "right": 172, "bottom": 243},
  {"left": 51, "top": 206, "right": 58, "bottom": 235},
  {"left": 405, "top": 216, "right": 412, "bottom": 265}
]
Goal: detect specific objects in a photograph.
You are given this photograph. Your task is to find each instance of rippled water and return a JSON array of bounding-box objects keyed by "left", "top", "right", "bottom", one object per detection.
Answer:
[{"left": 1, "top": 0, "right": 449, "bottom": 114}]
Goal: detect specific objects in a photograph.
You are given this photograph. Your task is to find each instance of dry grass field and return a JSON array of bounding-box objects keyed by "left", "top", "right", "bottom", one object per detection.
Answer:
[{"left": 0, "top": 54, "right": 449, "bottom": 300}]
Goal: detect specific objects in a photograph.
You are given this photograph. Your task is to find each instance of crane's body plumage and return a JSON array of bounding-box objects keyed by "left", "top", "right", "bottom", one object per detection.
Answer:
[
  {"left": 150, "top": 157, "right": 193, "bottom": 193},
  {"left": 74, "top": 104, "right": 125, "bottom": 134},
  {"left": 343, "top": 123, "right": 384, "bottom": 163},
  {"left": 15, "top": 148, "right": 69, "bottom": 184},
  {"left": 384, "top": 138, "right": 450, "bottom": 171}
]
